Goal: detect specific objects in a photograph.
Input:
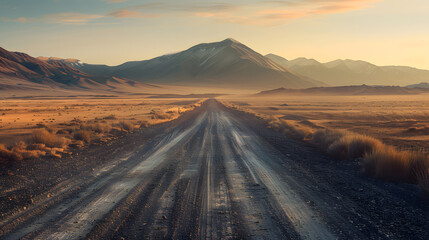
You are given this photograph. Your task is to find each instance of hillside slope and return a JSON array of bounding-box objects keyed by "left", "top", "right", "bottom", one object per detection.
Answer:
[
  {"left": 0, "top": 47, "right": 150, "bottom": 92},
  {"left": 78, "top": 39, "right": 324, "bottom": 89},
  {"left": 266, "top": 54, "right": 429, "bottom": 86}
]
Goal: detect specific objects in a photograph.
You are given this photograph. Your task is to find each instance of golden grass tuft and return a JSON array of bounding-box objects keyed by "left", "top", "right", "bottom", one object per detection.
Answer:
[
  {"left": 325, "top": 133, "right": 384, "bottom": 160},
  {"left": 0, "top": 142, "right": 47, "bottom": 162},
  {"left": 119, "top": 121, "right": 134, "bottom": 132},
  {"left": 31, "top": 129, "right": 69, "bottom": 148},
  {"left": 268, "top": 118, "right": 312, "bottom": 140},
  {"left": 362, "top": 147, "right": 429, "bottom": 183},
  {"left": 0, "top": 144, "right": 23, "bottom": 161}
]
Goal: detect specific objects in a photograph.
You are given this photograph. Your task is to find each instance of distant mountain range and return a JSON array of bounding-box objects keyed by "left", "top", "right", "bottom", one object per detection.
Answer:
[
  {"left": 255, "top": 85, "right": 429, "bottom": 97},
  {"left": 0, "top": 47, "right": 156, "bottom": 93},
  {"left": 74, "top": 39, "right": 322, "bottom": 89},
  {"left": 406, "top": 82, "right": 429, "bottom": 88},
  {"left": 266, "top": 54, "right": 429, "bottom": 86},
  {"left": 2, "top": 39, "right": 429, "bottom": 94}
]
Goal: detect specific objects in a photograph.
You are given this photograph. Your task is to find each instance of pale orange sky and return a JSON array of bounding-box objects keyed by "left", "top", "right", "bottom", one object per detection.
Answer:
[{"left": 1, "top": 0, "right": 428, "bottom": 69}]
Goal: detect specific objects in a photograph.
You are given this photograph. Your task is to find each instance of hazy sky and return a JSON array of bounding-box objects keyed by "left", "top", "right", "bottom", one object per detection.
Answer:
[{"left": 1, "top": 0, "right": 428, "bottom": 69}]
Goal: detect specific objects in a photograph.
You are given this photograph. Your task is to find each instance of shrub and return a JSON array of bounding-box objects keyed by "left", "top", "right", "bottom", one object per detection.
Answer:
[
  {"left": 0, "top": 142, "right": 47, "bottom": 163},
  {"left": 362, "top": 147, "right": 429, "bottom": 183},
  {"left": 151, "top": 111, "right": 170, "bottom": 120},
  {"left": 0, "top": 144, "right": 23, "bottom": 162},
  {"left": 362, "top": 147, "right": 410, "bottom": 182},
  {"left": 80, "top": 123, "right": 111, "bottom": 133},
  {"left": 326, "top": 134, "right": 384, "bottom": 160},
  {"left": 119, "top": 121, "right": 134, "bottom": 132},
  {"left": 73, "top": 130, "right": 93, "bottom": 143},
  {"left": 265, "top": 117, "right": 311, "bottom": 140},
  {"left": 12, "top": 142, "right": 45, "bottom": 159},
  {"left": 312, "top": 129, "right": 346, "bottom": 149},
  {"left": 137, "top": 121, "right": 149, "bottom": 128},
  {"left": 31, "top": 129, "right": 69, "bottom": 148}
]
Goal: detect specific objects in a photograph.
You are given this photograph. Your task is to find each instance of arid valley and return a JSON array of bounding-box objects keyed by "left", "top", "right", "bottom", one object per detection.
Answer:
[{"left": 1, "top": 1, "right": 429, "bottom": 238}]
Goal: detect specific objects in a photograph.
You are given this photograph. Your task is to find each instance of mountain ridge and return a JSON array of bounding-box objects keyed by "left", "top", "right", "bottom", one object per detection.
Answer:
[
  {"left": 74, "top": 39, "right": 324, "bottom": 89},
  {"left": 255, "top": 85, "right": 429, "bottom": 96},
  {"left": 266, "top": 54, "right": 429, "bottom": 86},
  {"left": 0, "top": 46, "right": 152, "bottom": 92}
]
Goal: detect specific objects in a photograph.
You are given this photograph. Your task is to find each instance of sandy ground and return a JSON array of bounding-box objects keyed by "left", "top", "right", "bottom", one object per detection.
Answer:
[
  {"left": 0, "top": 97, "right": 202, "bottom": 146},
  {"left": 1, "top": 100, "right": 428, "bottom": 239},
  {"left": 219, "top": 94, "right": 429, "bottom": 152}
]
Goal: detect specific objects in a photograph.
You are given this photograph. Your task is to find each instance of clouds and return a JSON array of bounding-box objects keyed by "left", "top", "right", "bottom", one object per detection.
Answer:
[
  {"left": 251, "top": 0, "right": 381, "bottom": 24},
  {"left": 1, "top": 0, "right": 383, "bottom": 26},
  {"left": 109, "top": 0, "right": 383, "bottom": 26},
  {"left": 190, "top": 0, "right": 383, "bottom": 25},
  {"left": 1, "top": 17, "right": 28, "bottom": 23},
  {"left": 41, "top": 12, "right": 104, "bottom": 25},
  {"left": 107, "top": 10, "right": 159, "bottom": 19}
]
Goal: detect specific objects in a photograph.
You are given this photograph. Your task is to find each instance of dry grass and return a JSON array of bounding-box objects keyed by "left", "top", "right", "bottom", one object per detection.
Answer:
[
  {"left": 150, "top": 110, "right": 172, "bottom": 120},
  {"left": 221, "top": 99, "right": 429, "bottom": 195},
  {"left": 220, "top": 94, "right": 429, "bottom": 151},
  {"left": 80, "top": 123, "right": 112, "bottom": 134},
  {"left": 312, "top": 129, "right": 384, "bottom": 160},
  {"left": 31, "top": 129, "right": 69, "bottom": 148},
  {"left": 118, "top": 121, "right": 135, "bottom": 132},
  {"left": 0, "top": 144, "right": 24, "bottom": 162},
  {"left": 362, "top": 147, "right": 429, "bottom": 184},
  {"left": 0, "top": 97, "right": 204, "bottom": 163},
  {"left": 267, "top": 117, "right": 312, "bottom": 140},
  {"left": 73, "top": 130, "right": 93, "bottom": 143}
]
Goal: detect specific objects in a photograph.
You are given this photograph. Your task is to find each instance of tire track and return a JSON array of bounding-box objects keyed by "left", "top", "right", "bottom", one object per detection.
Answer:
[
  {"left": 4, "top": 99, "right": 401, "bottom": 240},
  {"left": 218, "top": 110, "right": 336, "bottom": 239},
  {"left": 2, "top": 111, "right": 207, "bottom": 240}
]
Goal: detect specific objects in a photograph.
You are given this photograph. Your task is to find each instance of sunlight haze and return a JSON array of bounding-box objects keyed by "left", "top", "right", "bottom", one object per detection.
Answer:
[{"left": 1, "top": 0, "right": 428, "bottom": 69}]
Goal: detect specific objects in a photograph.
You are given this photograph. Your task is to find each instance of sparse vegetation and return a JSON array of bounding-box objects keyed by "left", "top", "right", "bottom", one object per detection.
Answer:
[
  {"left": 222, "top": 99, "right": 429, "bottom": 195},
  {"left": 0, "top": 97, "right": 203, "bottom": 163},
  {"left": 119, "top": 121, "right": 135, "bottom": 132},
  {"left": 73, "top": 130, "right": 93, "bottom": 143},
  {"left": 31, "top": 129, "right": 69, "bottom": 148}
]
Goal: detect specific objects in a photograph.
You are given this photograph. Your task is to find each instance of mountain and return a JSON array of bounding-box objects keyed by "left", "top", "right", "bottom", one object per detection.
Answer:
[
  {"left": 407, "top": 82, "right": 429, "bottom": 88},
  {"left": 255, "top": 85, "right": 429, "bottom": 97},
  {"left": 76, "top": 39, "right": 324, "bottom": 89},
  {"left": 0, "top": 47, "right": 149, "bottom": 92},
  {"left": 266, "top": 54, "right": 429, "bottom": 86}
]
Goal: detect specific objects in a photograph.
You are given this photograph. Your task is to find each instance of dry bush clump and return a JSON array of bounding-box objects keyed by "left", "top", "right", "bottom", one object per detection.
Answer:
[
  {"left": 320, "top": 132, "right": 385, "bottom": 160},
  {"left": 12, "top": 141, "right": 46, "bottom": 159},
  {"left": 73, "top": 130, "right": 93, "bottom": 143},
  {"left": 150, "top": 110, "right": 171, "bottom": 120},
  {"left": 362, "top": 148, "right": 429, "bottom": 183},
  {"left": 137, "top": 121, "right": 150, "bottom": 128},
  {"left": 312, "top": 129, "right": 346, "bottom": 149},
  {"left": 267, "top": 117, "right": 312, "bottom": 140},
  {"left": 0, "top": 142, "right": 47, "bottom": 162},
  {"left": 80, "top": 123, "right": 111, "bottom": 134},
  {"left": 0, "top": 144, "right": 23, "bottom": 161},
  {"left": 31, "top": 129, "right": 69, "bottom": 148},
  {"left": 119, "top": 121, "right": 134, "bottom": 132}
]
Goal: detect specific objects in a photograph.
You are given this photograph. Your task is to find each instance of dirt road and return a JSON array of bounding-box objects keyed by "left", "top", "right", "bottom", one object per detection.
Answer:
[{"left": 1, "top": 100, "right": 428, "bottom": 239}]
